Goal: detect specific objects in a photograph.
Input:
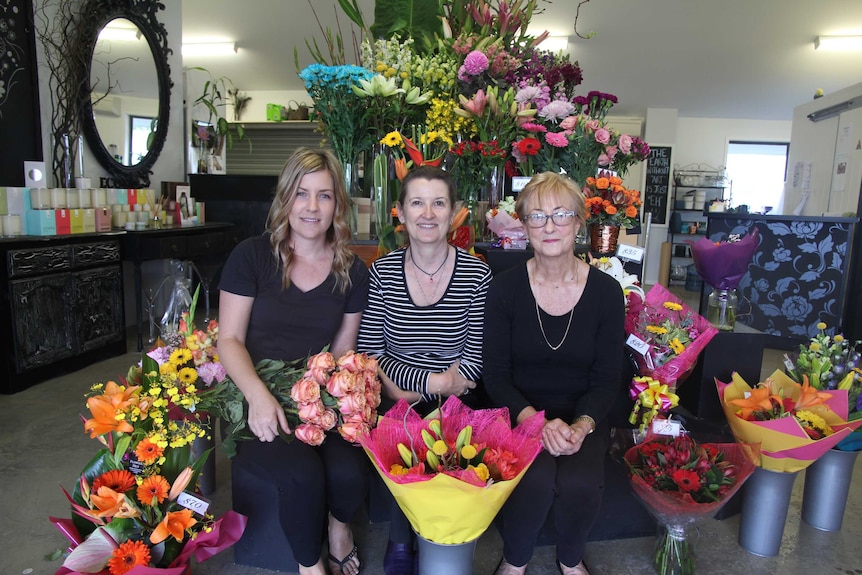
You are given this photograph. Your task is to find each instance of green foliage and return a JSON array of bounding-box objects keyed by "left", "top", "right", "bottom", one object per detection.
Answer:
[
  {"left": 187, "top": 66, "right": 251, "bottom": 152},
  {"left": 369, "top": 0, "right": 442, "bottom": 52}
]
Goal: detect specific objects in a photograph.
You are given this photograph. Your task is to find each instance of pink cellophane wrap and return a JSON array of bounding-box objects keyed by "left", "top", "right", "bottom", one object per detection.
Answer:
[
  {"left": 627, "top": 284, "right": 718, "bottom": 388},
  {"left": 359, "top": 396, "right": 544, "bottom": 543},
  {"left": 486, "top": 211, "right": 527, "bottom": 249},
  {"left": 688, "top": 229, "right": 758, "bottom": 290},
  {"left": 624, "top": 435, "right": 758, "bottom": 528},
  {"left": 51, "top": 510, "right": 247, "bottom": 575}
]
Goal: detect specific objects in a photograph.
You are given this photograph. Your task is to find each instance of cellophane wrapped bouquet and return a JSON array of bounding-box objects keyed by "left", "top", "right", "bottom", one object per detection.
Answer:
[
  {"left": 786, "top": 322, "right": 862, "bottom": 451},
  {"left": 486, "top": 195, "right": 526, "bottom": 249},
  {"left": 50, "top": 353, "right": 246, "bottom": 575},
  {"left": 717, "top": 369, "right": 862, "bottom": 472},
  {"left": 625, "top": 284, "right": 718, "bottom": 390},
  {"left": 624, "top": 431, "right": 757, "bottom": 575},
  {"left": 359, "top": 396, "right": 543, "bottom": 544}
]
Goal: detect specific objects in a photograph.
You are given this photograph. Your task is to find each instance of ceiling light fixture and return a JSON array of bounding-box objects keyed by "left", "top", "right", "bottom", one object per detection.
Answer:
[
  {"left": 182, "top": 42, "right": 238, "bottom": 57},
  {"left": 814, "top": 35, "right": 862, "bottom": 51},
  {"left": 807, "top": 98, "right": 861, "bottom": 122},
  {"left": 539, "top": 36, "right": 570, "bottom": 53},
  {"left": 98, "top": 27, "right": 141, "bottom": 42}
]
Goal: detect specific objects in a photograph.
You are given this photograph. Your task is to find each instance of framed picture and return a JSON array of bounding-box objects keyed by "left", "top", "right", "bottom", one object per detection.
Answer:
[{"left": 173, "top": 185, "right": 197, "bottom": 226}]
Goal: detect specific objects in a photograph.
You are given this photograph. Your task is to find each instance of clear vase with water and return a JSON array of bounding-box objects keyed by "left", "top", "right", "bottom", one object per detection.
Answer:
[
  {"left": 706, "top": 287, "right": 738, "bottom": 331},
  {"left": 160, "top": 277, "right": 193, "bottom": 341}
]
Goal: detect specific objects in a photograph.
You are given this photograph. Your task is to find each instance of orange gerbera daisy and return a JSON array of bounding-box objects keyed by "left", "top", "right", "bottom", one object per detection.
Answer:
[
  {"left": 92, "top": 469, "right": 136, "bottom": 493},
  {"left": 134, "top": 437, "right": 164, "bottom": 465},
  {"left": 150, "top": 508, "right": 197, "bottom": 544},
  {"left": 107, "top": 539, "right": 151, "bottom": 575},
  {"left": 137, "top": 475, "right": 170, "bottom": 505}
]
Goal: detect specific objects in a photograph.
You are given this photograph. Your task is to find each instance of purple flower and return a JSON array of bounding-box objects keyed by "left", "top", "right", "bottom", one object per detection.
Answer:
[
  {"left": 515, "top": 85, "right": 544, "bottom": 103},
  {"left": 147, "top": 347, "right": 171, "bottom": 365},
  {"left": 197, "top": 361, "right": 227, "bottom": 386},
  {"left": 463, "top": 50, "right": 489, "bottom": 75},
  {"left": 545, "top": 131, "right": 569, "bottom": 148}
]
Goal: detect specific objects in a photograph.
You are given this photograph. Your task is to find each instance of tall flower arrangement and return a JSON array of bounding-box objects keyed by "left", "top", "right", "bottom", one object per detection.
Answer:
[{"left": 50, "top": 354, "right": 245, "bottom": 574}]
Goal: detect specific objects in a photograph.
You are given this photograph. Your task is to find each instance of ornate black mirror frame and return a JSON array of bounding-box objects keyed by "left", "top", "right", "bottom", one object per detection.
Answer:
[{"left": 80, "top": 0, "right": 172, "bottom": 188}]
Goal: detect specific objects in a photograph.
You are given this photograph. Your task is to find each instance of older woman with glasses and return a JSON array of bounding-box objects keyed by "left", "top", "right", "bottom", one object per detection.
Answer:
[{"left": 484, "top": 172, "right": 625, "bottom": 575}]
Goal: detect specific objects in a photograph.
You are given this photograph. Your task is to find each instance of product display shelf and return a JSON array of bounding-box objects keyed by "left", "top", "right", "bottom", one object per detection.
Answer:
[{"left": 668, "top": 166, "right": 731, "bottom": 288}]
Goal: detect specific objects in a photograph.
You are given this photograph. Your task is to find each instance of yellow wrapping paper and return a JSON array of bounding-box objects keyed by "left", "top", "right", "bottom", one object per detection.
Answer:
[
  {"left": 367, "top": 449, "right": 532, "bottom": 544},
  {"left": 717, "top": 369, "right": 862, "bottom": 473}
]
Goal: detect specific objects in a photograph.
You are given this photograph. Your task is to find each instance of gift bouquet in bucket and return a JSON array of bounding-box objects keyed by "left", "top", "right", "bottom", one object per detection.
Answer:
[
  {"left": 486, "top": 195, "right": 527, "bottom": 249},
  {"left": 359, "top": 397, "right": 543, "bottom": 572},
  {"left": 624, "top": 429, "right": 757, "bottom": 575}
]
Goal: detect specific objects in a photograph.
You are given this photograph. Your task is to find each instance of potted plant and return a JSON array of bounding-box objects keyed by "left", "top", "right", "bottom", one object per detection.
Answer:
[{"left": 187, "top": 66, "right": 250, "bottom": 173}]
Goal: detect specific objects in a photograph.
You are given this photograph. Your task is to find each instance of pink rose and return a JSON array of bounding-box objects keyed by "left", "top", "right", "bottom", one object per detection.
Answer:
[
  {"left": 619, "top": 134, "right": 633, "bottom": 154},
  {"left": 290, "top": 377, "right": 321, "bottom": 404},
  {"left": 594, "top": 128, "right": 611, "bottom": 144},
  {"left": 338, "top": 421, "right": 367, "bottom": 444},
  {"left": 365, "top": 388, "right": 381, "bottom": 409},
  {"left": 307, "top": 351, "right": 336, "bottom": 372},
  {"left": 298, "top": 399, "right": 325, "bottom": 422},
  {"left": 337, "top": 351, "right": 364, "bottom": 373},
  {"left": 304, "top": 367, "right": 329, "bottom": 386},
  {"left": 294, "top": 423, "right": 326, "bottom": 446},
  {"left": 560, "top": 115, "right": 577, "bottom": 130},
  {"left": 318, "top": 409, "right": 338, "bottom": 431},
  {"left": 605, "top": 145, "right": 618, "bottom": 160},
  {"left": 327, "top": 370, "right": 358, "bottom": 397},
  {"left": 597, "top": 153, "right": 611, "bottom": 167},
  {"left": 585, "top": 119, "right": 600, "bottom": 131},
  {"left": 363, "top": 356, "right": 378, "bottom": 374},
  {"left": 338, "top": 392, "right": 366, "bottom": 416}
]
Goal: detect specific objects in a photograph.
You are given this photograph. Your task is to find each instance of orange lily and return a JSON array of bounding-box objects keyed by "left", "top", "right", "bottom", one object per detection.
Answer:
[
  {"left": 169, "top": 466, "right": 194, "bottom": 501},
  {"left": 450, "top": 206, "right": 470, "bottom": 233},
  {"left": 394, "top": 157, "right": 409, "bottom": 181},
  {"left": 150, "top": 508, "right": 197, "bottom": 544},
  {"left": 729, "top": 385, "right": 781, "bottom": 419},
  {"left": 89, "top": 486, "right": 141, "bottom": 519},
  {"left": 795, "top": 374, "right": 832, "bottom": 411},
  {"left": 84, "top": 381, "right": 140, "bottom": 437}
]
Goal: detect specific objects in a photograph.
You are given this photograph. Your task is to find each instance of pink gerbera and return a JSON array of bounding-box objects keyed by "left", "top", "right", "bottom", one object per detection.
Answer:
[{"left": 545, "top": 131, "right": 569, "bottom": 148}]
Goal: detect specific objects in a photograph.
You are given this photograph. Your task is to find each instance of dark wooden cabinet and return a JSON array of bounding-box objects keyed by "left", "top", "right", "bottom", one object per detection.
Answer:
[{"left": 1, "top": 235, "right": 126, "bottom": 393}]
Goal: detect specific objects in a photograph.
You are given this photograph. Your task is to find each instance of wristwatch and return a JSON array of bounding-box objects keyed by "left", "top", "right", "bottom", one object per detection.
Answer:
[{"left": 574, "top": 415, "right": 596, "bottom": 434}]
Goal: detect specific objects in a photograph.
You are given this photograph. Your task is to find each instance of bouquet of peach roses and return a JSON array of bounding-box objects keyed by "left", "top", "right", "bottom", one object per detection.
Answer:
[{"left": 200, "top": 349, "right": 382, "bottom": 457}]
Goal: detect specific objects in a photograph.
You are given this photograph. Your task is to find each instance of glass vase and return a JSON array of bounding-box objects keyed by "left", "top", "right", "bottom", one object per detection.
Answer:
[
  {"left": 653, "top": 524, "right": 694, "bottom": 575},
  {"left": 706, "top": 287, "right": 738, "bottom": 331},
  {"left": 370, "top": 144, "right": 393, "bottom": 240},
  {"left": 342, "top": 160, "right": 359, "bottom": 237},
  {"left": 160, "top": 277, "right": 192, "bottom": 341}
]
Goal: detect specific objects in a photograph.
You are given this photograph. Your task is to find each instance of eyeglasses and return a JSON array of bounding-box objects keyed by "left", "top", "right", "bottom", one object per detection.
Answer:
[{"left": 523, "top": 210, "right": 577, "bottom": 228}]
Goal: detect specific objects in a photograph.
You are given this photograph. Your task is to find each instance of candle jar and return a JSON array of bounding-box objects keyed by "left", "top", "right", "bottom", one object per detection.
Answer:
[{"left": 706, "top": 288, "right": 738, "bottom": 331}]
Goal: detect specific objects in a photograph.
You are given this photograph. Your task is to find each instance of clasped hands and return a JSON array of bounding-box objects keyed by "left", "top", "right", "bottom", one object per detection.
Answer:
[
  {"left": 378, "top": 359, "right": 476, "bottom": 402},
  {"left": 542, "top": 418, "right": 589, "bottom": 457}
]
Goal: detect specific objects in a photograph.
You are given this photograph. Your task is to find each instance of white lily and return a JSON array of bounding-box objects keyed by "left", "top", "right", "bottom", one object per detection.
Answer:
[{"left": 590, "top": 256, "right": 645, "bottom": 302}]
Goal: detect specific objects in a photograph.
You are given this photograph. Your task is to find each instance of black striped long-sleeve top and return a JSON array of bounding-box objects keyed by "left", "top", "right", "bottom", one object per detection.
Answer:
[{"left": 357, "top": 246, "right": 492, "bottom": 403}]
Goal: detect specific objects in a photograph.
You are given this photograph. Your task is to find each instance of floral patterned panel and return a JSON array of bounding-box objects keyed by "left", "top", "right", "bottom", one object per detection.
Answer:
[{"left": 705, "top": 214, "right": 857, "bottom": 341}]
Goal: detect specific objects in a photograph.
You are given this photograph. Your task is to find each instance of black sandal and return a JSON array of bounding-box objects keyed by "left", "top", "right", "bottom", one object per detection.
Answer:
[{"left": 328, "top": 543, "right": 360, "bottom": 575}]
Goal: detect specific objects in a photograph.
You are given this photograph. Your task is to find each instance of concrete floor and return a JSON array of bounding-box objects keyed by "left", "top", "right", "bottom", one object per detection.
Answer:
[{"left": 4, "top": 325, "right": 862, "bottom": 575}]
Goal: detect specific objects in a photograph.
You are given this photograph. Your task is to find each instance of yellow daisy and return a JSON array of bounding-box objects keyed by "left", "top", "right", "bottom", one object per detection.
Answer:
[{"left": 178, "top": 367, "right": 198, "bottom": 384}]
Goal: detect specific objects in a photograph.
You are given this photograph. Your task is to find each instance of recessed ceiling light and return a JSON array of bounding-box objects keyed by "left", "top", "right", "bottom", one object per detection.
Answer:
[
  {"left": 182, "top": 42, "right": 238, "bottom": 57},
  {"left": 814, "top": 35, "right": 862, "bottom": 51}
]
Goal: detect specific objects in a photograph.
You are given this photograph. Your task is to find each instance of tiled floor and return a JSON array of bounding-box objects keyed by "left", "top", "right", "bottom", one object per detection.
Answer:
[{"left": 3, "top": 323, "right": 862, "bottom": 575}]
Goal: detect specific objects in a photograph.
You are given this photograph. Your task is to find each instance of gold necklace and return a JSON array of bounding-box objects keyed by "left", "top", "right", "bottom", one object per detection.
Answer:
[{"left": 534, "top": 263, "right": 578, "bottom": 351}]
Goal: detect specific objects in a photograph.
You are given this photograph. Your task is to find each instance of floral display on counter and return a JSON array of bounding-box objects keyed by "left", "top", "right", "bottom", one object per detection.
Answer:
[
  {"left": 199, "top": 350, "right": 382, "bottom": 457},
  {"left": 359, "top": 396, "right": 544, "bottom": 544},
  {"left": 624, "top": 433, "right": 756, "bottom": 575},
  {"left": 717, "top": 369, "right": 862, "bottom": 472},
  {"left": 625, "top": 284, "right": 717, "bottom": 390},
  {"left": 581, "top": 173, "right": 643, "bottom": 228},
  {"left": 50, "top": 353, "right": 246, "bottom": 575},
  {"left": 485, "top": 195, "right": 526, "bottom": 249}
]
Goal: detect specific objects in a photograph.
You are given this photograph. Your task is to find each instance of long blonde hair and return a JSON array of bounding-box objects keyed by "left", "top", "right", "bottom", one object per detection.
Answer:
[{"left": 266, "top": 147, "right": 354, "bottom": 293}]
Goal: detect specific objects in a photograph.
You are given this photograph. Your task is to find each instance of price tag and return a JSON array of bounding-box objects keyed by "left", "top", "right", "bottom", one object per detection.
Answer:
[
  {"left": 782, "top": 355, "right": 795, "bottom": 372},
  {"left": 177, "top": 491, "right": 210, "bottom": 516},
  {"left": 511, "top": 176, "right": 530, "bottom": 193},
  {"left": 127, "top": 457, "right": 145, "bottom": 476},
  {"left": 616, "top": 243, "right": 645, "bottom": 263},
  {"left": 652, "top": 418, "right": 682, "bottom": 436},
  {"left": 626, "top": 333, "right": 651, "bottom": 357}
]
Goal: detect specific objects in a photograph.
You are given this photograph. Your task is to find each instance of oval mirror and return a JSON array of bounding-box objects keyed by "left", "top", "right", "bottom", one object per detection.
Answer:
[{"left": 80, "top": 1, "right": 171, "bottom": 188}]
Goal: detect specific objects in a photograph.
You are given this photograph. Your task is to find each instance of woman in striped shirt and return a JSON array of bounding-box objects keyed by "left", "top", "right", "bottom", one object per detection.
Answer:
[{"left": 357, "top": 165, "right": 491, "bottom": 575}]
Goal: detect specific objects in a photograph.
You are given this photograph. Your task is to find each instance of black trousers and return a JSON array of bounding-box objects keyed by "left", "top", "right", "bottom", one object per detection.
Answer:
[
  {"left": 497, "top": 421, "right": 609, "bottom": 568},
  {"left": 233, "top": 432, "right": 370, "bottom": 567}
]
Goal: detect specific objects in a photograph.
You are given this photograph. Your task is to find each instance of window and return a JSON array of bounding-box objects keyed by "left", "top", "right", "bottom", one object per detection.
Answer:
[
  {"left": 725, "top": 142, "right": 789, "bottom": 214},
  {"left": 129, "top": 115, "right": 156, "bottom": 164}
]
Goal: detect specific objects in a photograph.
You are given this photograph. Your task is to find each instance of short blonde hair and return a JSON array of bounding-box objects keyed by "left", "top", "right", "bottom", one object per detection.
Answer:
[{"left": 515, "top": 171, "right": 586, "bottom": 229}]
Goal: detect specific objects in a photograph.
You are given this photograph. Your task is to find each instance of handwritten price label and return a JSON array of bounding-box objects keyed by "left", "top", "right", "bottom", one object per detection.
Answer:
[
  {"left": 511, "top": 176, "right": 530, "bottom": 193},
  {"left": 626, "top": 333, "right": 650, "bottom": 357},
  {"left": 616, "top": 243, "right": 645, "bottom": 263},
  {"left": 177, "top": 491, "right": 210, "bottom": 516},
  {"left": 652, "top": 418, "right": 681, "bottom": 437}
]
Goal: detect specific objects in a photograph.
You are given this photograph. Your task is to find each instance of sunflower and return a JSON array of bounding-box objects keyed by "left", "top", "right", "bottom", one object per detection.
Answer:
[
  {"left": 107, "top": 540, "right": 151, "bottom": 575},
  {"left": 136, "top": 474, "right": 170, "bottom": 505},
  {"left": 92, "top": 469, "right": 136, "bottom": 493}
]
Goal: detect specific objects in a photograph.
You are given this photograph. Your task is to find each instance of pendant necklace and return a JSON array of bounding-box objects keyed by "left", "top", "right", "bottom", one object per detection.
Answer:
[
  {"left": 534, "top": 262, "right": 578, "bottom": 351},
  {"left": 412, "top": 262, "right": 442, "bottom": 304},
  {"left": 409, "top": 245, "right": 449, "bottom": 283}
]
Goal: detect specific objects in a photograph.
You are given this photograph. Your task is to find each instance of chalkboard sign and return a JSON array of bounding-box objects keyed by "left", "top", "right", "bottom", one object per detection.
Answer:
[{"left": 643, "top": 146, "right": 672, "bottom": 225}]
